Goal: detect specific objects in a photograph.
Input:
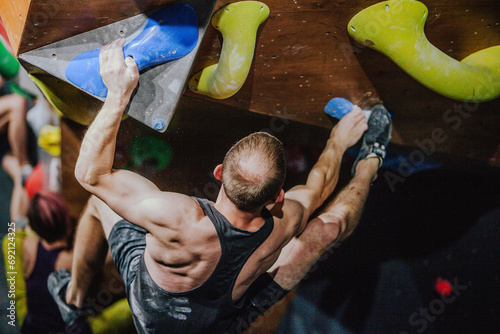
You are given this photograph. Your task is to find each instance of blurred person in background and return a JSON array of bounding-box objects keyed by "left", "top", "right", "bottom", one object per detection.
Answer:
[
  {"left": 20, "top": 190, "right": 88, "bottom": 333},
  {"left": 0, "top": 74, "right": 34, "bottom": 185}
]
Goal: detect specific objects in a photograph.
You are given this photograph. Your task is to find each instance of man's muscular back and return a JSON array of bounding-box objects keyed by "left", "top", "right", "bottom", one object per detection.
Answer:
[{"left": 141, "top": 195, "right": 304, "bottom": 302}]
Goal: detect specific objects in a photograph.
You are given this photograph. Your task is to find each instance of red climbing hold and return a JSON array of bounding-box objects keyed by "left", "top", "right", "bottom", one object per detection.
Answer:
[{"left": 435, "top": 277, "right": 452, "bottom": 297}]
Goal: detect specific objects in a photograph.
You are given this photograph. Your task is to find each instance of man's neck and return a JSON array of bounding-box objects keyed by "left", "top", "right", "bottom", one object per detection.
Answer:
[{"left": 214, "top": 192, "right": 265, "bottom": 232}]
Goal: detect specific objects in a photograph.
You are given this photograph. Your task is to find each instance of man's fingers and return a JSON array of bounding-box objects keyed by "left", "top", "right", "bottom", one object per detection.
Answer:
[
  {"left": 125, "top": 56, "right": 139, "bottom": 78},
  {"left": 99, "top": 40, "right": 116, "bottom": 67},
  {"left": 351, "top": 105, "right": 362, "bottom": 113},
  {"left": 99, "top": 38, "right": 125, "bottom": 65},
  {"left": 101, "top": 39, "right": 116, "bottom": 53},
  {"left": 99, "top": 45, "right": 107, "bottom": 67},
  {"left": 96, "top": 38, "right": 140, "bottom": 95},
  {"left": 347, "top": 110, "right": 364, "bottom": 125},
  {"left": 115, "top": 38, "right": 126, "bottom": 50},
  {"left": 125, "top": 56, "right": 136, "bottom": 68},
  {"left": 344, "top": 106, "right": 364, "bottom": 124},
  {"left": 108, "top": 38, "right": 126, "bottom": 63}
]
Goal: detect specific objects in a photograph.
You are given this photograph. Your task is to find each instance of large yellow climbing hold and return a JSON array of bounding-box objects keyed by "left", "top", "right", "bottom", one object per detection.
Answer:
[
  {"left": 29, "top": 73, "right": 127, "bottom": 126},
  {"left": 189, "top": 1, "right": 270, "bottom": 99},
  {"left": 348, "top": 0, "right": 500, "bottom": 102}
]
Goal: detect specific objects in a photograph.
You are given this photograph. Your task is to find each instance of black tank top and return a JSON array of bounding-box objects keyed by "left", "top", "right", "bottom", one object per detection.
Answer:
[
  {"left": 129, "top": 197, "right": 274, "bottom": 333},
  {"left": 22, "top": 241, "right": 67, "bottom": 333}
]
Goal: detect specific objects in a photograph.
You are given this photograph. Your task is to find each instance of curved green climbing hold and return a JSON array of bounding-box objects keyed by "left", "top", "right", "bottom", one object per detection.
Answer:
[
  {"left": 5, "top": 81, "right": 36, "bottom": 100},
  {"left": 189, "top": 1, "right": 270, "bottom": 99},
  {"left": 128, "top": 136, "right": 172, "bottom": 171},
  {"left": 347, "top": 0, "right": 500, "bottom": 102},
  {"left": 0, "top": 39, "right": 19, "bottom": 79}
]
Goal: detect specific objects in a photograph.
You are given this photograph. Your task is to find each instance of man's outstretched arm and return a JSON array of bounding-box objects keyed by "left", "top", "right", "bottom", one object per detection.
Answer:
[
  {"left": 284, "top": 108, "right": 368, "bottom": 234},
  {"left": 269, "top": 157, "right": 379, "bottom": 290},
  {"left": 74, "top": 39, "right": 182, "bottom": 227}
]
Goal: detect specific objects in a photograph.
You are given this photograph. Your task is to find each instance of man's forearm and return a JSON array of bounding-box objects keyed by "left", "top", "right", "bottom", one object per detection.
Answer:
[
  {"left": 285, "top": 109, "right": 367, "bottom": 236},
  {"left": 302, "top": 108, "right": 368, "bottom": 212},
  {"left": 75, "top": 92, "right": 129, "bottom": 186},
  {"left": 306, "top": 137, "right": 345, "bottom": 208},
  {"left": 75, "top": 38, "right": 139, "bottom": 188}
]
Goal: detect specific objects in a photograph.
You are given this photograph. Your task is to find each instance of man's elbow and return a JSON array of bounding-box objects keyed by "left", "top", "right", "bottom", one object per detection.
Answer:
[
  {"left": 74, "top": 164, "right": 98, "bottom": 189},
  {"left": 319, "top": 212, "right": 348, "bottom": 246}
]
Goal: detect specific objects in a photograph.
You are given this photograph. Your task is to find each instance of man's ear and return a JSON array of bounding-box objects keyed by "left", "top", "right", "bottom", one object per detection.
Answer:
[
  {"left": 213, "top": 164, "right": 223, "bottom": 181},
  {"left": 273, "top": 189, "right": 285, "bottom": 204}
]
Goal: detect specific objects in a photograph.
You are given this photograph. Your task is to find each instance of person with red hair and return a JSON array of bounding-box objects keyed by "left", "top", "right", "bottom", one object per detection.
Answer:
[{"left": 21, "top": 190, "right": 91, "bottom": 333}]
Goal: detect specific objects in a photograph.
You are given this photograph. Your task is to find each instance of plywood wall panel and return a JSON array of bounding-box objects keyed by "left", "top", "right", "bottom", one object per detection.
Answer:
[
  {"left": 187, "top": 0, "right": 500, "bottom": 164},
  {"left": 5, "top": 0, "right": 499, "bottom": 163}
]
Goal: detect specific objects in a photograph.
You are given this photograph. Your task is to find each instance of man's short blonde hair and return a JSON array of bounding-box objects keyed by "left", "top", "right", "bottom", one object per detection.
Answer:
[{"left": 222, "top": 132, "right": 286, "bottom": 212}]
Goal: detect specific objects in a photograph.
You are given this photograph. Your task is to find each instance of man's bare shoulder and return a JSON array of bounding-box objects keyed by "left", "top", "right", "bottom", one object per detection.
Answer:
[
  {"left": 279, "top": 197, "right": 306, "bottom": 217},
  {"left": 267, "top": 198, "right": 305, "bottom": 235},
  {"left": 138, "top": 192, "right": 205, "bottom": 228}
]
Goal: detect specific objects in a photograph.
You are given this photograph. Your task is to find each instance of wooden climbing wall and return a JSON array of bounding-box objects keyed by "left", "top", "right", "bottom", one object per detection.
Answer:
[
  {"left": 1, "top": 0, "right": 499, "bottom": 163},
  {"left": 2, "top": 0, "right": 498, "bottom": 163},
  {"left": 188, "top": 0, "right": 500, "bottom": 164}
]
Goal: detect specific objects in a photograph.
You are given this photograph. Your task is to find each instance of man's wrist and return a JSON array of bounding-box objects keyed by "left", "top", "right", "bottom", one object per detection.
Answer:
[
  {"left": 105, "top": 91, "right": 132, "bottom": 110},
  {"left": 327, "top": 136, "right": 348, "bottom": 154}
]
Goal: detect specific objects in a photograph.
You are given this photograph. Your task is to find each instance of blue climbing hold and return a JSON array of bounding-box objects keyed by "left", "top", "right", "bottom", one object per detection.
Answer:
[
  {"left": 324, "top": 97, "right": 354, "bottom": 119},
  {"left": 153, "top": 119, "right": 166, "bottom": 131},
  {"left": 65, "top": 3, "right": 198, "bottom": 98}
]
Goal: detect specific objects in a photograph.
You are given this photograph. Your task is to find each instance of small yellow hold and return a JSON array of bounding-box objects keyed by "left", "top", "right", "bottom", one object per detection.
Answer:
[
  {"left": 348, "top": 0, "right": 500, "bottom": 102},
  {"left": 189, "top": 1, "right": 270, "bottom": 99},
  {"left": 38, "top": 124, "right": 61, "bottom": 157}
]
